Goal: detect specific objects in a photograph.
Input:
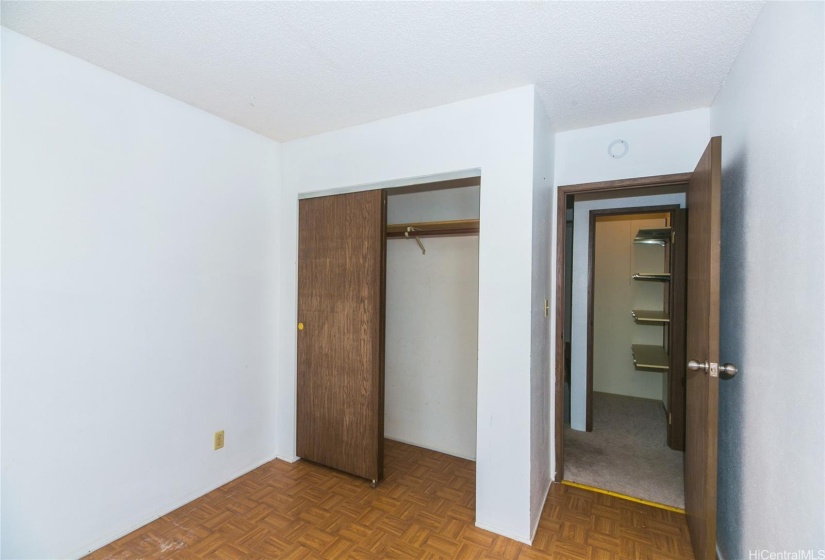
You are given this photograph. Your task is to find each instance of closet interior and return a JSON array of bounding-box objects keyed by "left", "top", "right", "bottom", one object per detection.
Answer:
[{"left": 384, "top": 180, "right": 480, "bottom": 462}]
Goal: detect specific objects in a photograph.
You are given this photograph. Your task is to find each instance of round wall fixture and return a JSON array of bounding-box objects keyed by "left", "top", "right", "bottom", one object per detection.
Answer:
[{"left": 608, "top": 139, "right": 628, "bottom": 159}]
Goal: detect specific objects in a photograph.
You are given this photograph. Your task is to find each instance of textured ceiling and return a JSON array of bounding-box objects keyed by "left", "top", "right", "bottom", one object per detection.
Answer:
[{"left": 1, "top": 1, "right": 764, "bottom": 141}]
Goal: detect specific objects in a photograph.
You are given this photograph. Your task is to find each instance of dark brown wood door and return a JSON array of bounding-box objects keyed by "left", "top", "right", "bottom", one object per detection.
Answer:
[
  {"left": 684, "top": 137, "right": 722, "bottom": 560},
  {"left": 668, "top": 208, "right": 687, "bottom": 452},
  {"left": 296, "top": 189, "right": 386, "bottom": 483}
]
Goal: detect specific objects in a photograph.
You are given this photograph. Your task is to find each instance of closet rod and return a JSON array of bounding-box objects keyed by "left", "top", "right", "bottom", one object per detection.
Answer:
[{"left": 386, "top": 219, "right": 480, "bottom": 238}]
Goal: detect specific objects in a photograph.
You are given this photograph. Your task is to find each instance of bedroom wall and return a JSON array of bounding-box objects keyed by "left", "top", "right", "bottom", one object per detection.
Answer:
[
  {"left": 1, "top": 29, "right": 282, "bottom": 559},
  {"left": 711, "top": 2, "right": 825, "bottom": 556}
]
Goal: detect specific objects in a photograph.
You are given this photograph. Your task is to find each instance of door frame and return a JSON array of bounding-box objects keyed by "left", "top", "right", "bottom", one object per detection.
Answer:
[
  {"left": 584, "top": 205, "right": 680, "bottom": 432},
  {"left": 554, "top": 173, "right": 692, "bottom": 481}
]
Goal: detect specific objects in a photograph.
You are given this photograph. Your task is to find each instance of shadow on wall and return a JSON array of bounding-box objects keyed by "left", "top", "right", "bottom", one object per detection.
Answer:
[{"left": 717, "top": 148, "right": 747, "bottom": 558}]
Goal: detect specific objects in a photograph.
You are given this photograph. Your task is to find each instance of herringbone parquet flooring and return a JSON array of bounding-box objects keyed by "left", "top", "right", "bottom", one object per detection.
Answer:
[{"left": 84, "top": 440, "right": 694, "bottom": 559}]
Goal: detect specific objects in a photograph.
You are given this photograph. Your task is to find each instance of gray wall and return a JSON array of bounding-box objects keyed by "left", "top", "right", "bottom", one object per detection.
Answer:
[{"left": 711, "top": 2, "right": 825, "bottom": 556}]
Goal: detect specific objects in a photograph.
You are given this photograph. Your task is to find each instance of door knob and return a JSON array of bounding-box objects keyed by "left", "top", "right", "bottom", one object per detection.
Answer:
[
  {"left": 719, "top": 363, "right": 738, "bottom": 379},
  {"left": 688, "top": 360, "right": 738, "bottom": 379},
  {"left": 687, "top": 360, "right": 708, "bottom": 372}
]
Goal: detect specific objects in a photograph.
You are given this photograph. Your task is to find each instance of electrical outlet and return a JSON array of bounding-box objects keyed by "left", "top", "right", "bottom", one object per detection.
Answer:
[{"left": 214, "top": 430, "right": 225, "bottom": 450}]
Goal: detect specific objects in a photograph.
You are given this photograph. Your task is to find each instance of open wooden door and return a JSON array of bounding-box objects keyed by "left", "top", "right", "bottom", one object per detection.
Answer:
[
  {"left": 296, "top": 189, "right": 386, "bottom": 483},
  {"left": 668, "top": 208, "right": 688, "bottom": 451},
  {"left": 684, "top": 136, "right": 723, "bottom": 560}
]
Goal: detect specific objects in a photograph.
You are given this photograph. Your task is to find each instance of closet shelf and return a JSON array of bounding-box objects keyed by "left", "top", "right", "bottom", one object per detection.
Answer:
[
  {"left": 631, "top": 345, "right": 670, "bottom": 372},
  {"left": 386, "top": 219, "right": 480, "bottom": 238},
  {"left": 633, "top": 228, "right": 672, "bottom": 246},
  {"left": 631, "top": 310, "right": 670, "bottom": 324},
  {"left": 632, "top": 272, "right": 671, "bottom": 282}
]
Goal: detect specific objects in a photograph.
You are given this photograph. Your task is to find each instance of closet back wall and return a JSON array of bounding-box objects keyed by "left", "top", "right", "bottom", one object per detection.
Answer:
[
  {"left": 385, "top": 187, "right": 480, "bottom": 460},
  {"left": 593, "top": 215, "right": 667, "bottom": 401}
]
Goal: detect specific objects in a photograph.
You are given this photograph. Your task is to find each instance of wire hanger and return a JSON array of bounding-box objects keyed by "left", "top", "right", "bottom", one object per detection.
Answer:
[{"left": 404, "top": 226, "right": 426, "bottom": 255}]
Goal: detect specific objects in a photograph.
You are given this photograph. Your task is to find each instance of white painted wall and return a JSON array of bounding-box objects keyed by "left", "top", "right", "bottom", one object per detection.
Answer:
[
  {"left": 568, "top": 194, "right": 684, "bottom": 431},
  {"left": 710, "top": 3, "right": 825, "bottom": 557},
  {"left": 280, "top": 86, "right": 540, "bottom": 542},
  {"left": 529, "top": 92, "right": 554, "bottom": 539},
  {"left": 1, "top": 30, "right": 282, "bottom": 559},
  {"left": 593, "top": 215, "right": 668, "bottom": 400},
  {"left": 386, "top": 185, "right": 480, "bottom": 224},
  {"left": 385, "top": 235, "right": 479, "bottom": 460},
  {"left": 555, "top": 108, "right": 710, "bottom": 186}
]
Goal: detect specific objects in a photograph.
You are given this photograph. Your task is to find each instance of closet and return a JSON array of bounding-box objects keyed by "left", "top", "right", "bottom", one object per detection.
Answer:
[
  {"left": 296, "top": 179, "right": 480, "bottom": 483},
  {"left": 384, "top": 185, "right": 480, "bottom": 462},
  {"left": 564, "top": 203, "right": 688, "bottom": 510}
]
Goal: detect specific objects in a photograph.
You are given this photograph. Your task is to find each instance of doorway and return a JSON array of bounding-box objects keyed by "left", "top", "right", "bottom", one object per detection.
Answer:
[
  {"left": 565, "top": 206, "right": 686, "bottom": 509},
  {"left": 554, "top": 136, "right": 727, "bottom": 560}
]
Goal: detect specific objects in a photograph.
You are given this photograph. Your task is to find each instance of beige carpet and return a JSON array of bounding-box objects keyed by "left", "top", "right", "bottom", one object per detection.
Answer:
[{"left": 564, "top": 392, "right": 685, "bottom": 509}]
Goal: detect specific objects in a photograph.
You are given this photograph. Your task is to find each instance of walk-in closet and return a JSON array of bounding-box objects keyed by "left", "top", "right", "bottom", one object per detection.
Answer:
[{"left": 563, "top": 190, "right": 687, "bottom": 510}]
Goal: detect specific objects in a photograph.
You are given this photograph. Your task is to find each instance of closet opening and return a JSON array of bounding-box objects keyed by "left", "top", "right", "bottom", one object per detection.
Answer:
[
  {"left": 556, "top": 178, "right": 688, "bottom": 511},
  {"left": 384, "top": 179, "right": 480, "bottom": 465}
]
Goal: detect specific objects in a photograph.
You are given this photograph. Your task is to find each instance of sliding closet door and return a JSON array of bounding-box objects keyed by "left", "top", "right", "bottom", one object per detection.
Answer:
[{"left": 296, "top": 189, "right": 386, "bottom": 482}]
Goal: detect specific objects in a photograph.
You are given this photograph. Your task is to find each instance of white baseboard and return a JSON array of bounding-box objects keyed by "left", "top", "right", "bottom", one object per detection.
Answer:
[
  {"left": 276, "top": 454, "right": 300, "bottom": 463},
  {"left": 529, "top": 479, "right": 553, "bottom": 543},
  {"left": 384, "top": 435, "right": 476, "bottom": 461},
  {"left": 475, "top": 521, "right": 532, "bottom": 545},
  {"left": 69, "top": 453, "right": 279, "bottom": 559}
]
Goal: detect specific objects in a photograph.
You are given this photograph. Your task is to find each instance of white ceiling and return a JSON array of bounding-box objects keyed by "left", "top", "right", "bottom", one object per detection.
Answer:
[{"left": 1, "top": 1, "right": 764, "bottom": 142}]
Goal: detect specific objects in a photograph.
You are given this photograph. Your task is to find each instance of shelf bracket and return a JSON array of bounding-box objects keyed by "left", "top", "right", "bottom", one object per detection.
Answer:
[{"left": 405, "top": 227, "right": 426, "bottom": 255}]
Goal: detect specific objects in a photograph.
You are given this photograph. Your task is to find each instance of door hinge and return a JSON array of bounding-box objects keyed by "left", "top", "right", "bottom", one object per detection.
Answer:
[
  {"left": 668, "top": 412, "right": 672, "bottom": 425},
  {"left": 671, "top": 230, "right": 676, "bottom": 244}
]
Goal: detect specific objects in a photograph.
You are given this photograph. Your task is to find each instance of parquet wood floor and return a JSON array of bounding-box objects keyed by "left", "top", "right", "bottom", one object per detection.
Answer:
[{"left": 84, "top": 440, "right": 694, "bottom": 559}]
